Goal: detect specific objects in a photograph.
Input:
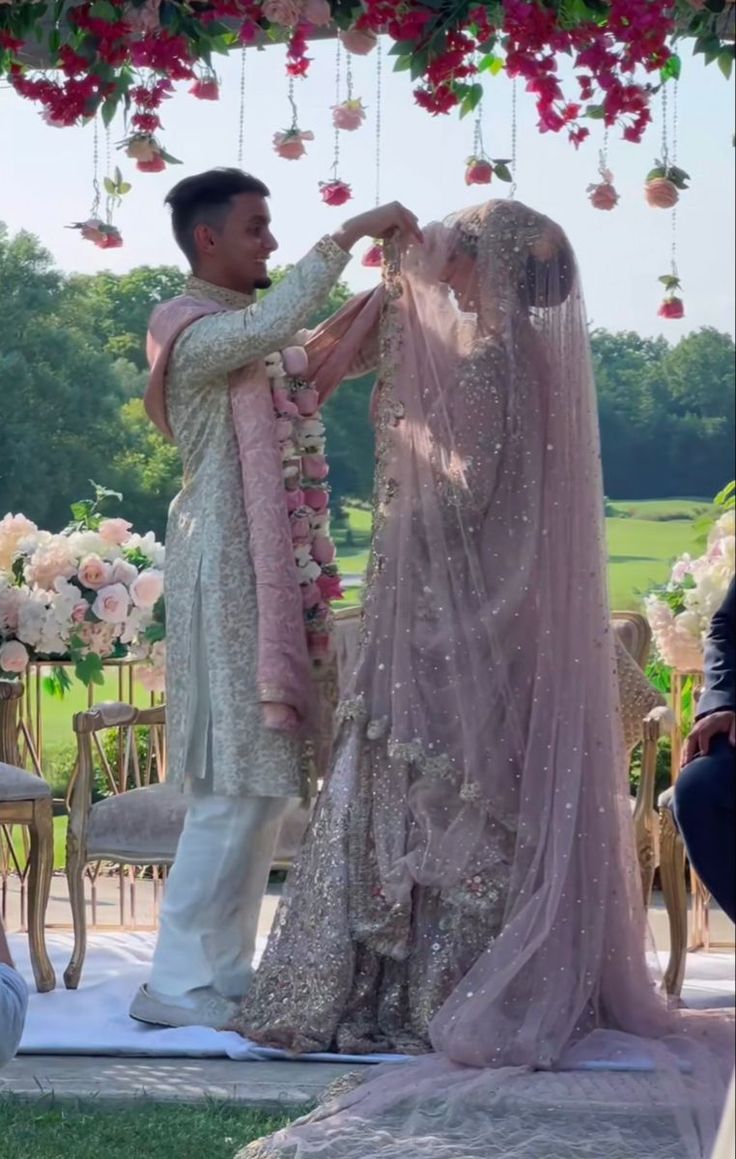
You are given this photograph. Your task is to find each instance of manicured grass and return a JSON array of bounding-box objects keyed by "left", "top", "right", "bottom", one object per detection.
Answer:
[
  {"left": 9, "top": 815, "right": 67, "bottom": 872},
  {"left": 335, "top": 499, "right": 706, "bottom": 612},
  {"left": 0, "top": 1096, "right": 298, "bottom": 1159}
]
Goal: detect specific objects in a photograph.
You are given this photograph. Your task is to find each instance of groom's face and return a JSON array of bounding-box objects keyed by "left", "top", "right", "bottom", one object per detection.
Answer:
[{"left": 197, "top": 193, "right": 279, "bottom": 294}]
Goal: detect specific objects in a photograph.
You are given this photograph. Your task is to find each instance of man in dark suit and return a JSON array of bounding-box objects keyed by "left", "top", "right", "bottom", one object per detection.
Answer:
[{"left": 673, "top": 577, "right": 735, "bottom": 922}]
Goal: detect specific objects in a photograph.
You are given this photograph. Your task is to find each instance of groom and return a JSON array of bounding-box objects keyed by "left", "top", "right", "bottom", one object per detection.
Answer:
[{"left": 129, "top": 167, "right": 419, "bottom": 1030}]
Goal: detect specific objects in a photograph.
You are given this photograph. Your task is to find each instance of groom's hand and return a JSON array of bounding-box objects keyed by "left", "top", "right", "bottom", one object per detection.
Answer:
[
  {"left": 262, "top": 702, "right": 300, "bottom": 733},
  {"left": 333, "top": 202, "right": 423, "bottom": 254}
]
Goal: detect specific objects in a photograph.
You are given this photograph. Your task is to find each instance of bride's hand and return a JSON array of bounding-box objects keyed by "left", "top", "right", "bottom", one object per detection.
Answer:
[{"left": 262, "top": 702, "right": 300, "bottom": 732}]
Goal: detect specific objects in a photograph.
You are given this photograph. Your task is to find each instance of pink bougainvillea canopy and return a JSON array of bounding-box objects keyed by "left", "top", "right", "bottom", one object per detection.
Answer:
[{"left": 0, "top": 1, "right": 733, "bottom": 147}]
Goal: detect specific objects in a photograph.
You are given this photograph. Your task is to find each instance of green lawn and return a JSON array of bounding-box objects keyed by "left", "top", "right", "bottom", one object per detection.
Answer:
[
  {"left": 335, "top": 499, "right": 706, "bottom": 612},
  {"left": 0, "top": 1097, "right": 298, "bottom": 1159}
]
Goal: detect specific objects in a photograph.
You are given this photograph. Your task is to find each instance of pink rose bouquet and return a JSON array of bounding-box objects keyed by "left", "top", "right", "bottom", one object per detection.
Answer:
[{"left": 0, "top": 486, "right": 166, "bottom": 692}]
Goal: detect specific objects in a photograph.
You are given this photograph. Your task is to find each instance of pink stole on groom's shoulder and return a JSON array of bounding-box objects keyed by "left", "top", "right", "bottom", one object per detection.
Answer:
[
  {"left": 144, "top": 286, "right": 385, "bottom": 730},
  {"left": 145, "top": 296, "right": 312, "bottom": 725}
]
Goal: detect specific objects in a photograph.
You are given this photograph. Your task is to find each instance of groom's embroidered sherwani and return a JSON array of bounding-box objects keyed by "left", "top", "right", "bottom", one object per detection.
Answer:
[
  {"left": 151, "top": 236, "right": 350, "bottom": 800},
  {"left": 133, "top": 236, "right": 350, "bottom": 1013}
]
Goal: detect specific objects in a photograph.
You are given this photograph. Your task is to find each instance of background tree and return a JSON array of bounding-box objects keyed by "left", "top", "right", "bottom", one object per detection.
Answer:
[{"left": 1, "top": 223, "right": 734, "bottom": 539}]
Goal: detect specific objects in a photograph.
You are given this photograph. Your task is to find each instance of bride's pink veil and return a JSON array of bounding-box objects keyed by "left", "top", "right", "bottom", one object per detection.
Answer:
[{"left": 241, "top": 200, "right": 733, "bottom": 1159}]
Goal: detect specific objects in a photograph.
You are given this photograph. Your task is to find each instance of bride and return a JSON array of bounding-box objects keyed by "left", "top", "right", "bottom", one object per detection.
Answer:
[{"left": 231, "top": 200, "right": 733, "bottom": 1157}]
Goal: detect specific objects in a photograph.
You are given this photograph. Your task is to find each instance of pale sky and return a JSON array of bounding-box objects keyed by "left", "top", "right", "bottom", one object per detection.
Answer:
[{"left": 1, "top": 40, "right": 733, "bottom": 339}]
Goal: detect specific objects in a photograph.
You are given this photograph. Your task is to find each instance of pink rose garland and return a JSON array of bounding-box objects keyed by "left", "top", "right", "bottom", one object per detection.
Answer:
[{"left": 266, "top": 348, "right": 343, "bottom": 662}]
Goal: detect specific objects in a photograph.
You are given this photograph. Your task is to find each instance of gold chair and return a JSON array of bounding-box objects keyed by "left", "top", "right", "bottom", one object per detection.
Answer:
[{"left": 0, "top": 680, "right": 55, "bottom": 992}]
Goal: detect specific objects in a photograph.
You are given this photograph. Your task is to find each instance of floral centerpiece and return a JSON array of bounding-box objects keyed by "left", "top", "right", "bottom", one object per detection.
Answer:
[
  {"left": 644, "top": 483, "right": 735, "bottom": 673},
  {"left": 0, "top": 485, "right": 166, "bottom": 694}
]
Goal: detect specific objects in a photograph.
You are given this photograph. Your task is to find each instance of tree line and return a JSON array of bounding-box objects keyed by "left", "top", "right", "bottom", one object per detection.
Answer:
[{"left": 1, "top": 224, "right": 734, "bottom": 539}]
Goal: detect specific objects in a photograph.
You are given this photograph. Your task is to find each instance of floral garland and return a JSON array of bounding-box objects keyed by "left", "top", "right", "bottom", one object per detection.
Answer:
[
  {"left": 644, "top": 484, "right": 735, "bottom": 673},
  {"left": 265, "top": 347, "right": 343, "bottom": 663}
]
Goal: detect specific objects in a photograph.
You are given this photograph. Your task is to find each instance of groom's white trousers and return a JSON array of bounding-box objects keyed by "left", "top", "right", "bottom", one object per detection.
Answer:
[{"left": 148, "top": 793, "right": 289, "bottom": 1001}]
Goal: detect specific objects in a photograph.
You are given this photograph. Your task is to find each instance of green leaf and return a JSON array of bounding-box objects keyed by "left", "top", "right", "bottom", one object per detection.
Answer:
[
  {"left": 158, "top": 151, "right": 182, "bottom": 166},
  {"left": 91, "top": 481, "right": 123, "bottom": 506},
  {"left": 585, "top": 104, "right": 606, "bottom": 120},
  {"left": 388, "top": 40, "right": 416, "bottom": 57},
  {"left": 103, "top": 177, "right": 116, "bottom": 195},
  {"left": 89, "top": 0, "right": 118, "bottom": 20},
  {"left": 43, "top": 667, "right": 73, "bottom": 700},
  {"left": 392, "top": 55, "right": 413, "bottom": 73},
  {"left": 478, "top": 53, "right": 504, "bottom": 76},
  {"left": 493, "top": 162, "right": 513, "bottom": 182},
  {"left": 646, "top": 166, "right": 666, "bottom": 181},
  {"left": 717, "top": 50, "right": 733, "bottom": 81},
  {"left": 118, "top": 182, "right": 132, "bottom": 195},
  {"left": 70, "top": 499, "right": 94, "bottom": 524},
  {"left": 410, "top": 50, "right": 429, "bottom": 81},
  {"left": 660, "top": 54, "right": 681, "bottom": 82},
  {"left": 458, "top": 83, "right": 484, "bottom": 119},
  {"left": 101, "top": 92, "right": 121, "bottom": 129},
  {"left": 75, "top": 652, "right": 105, "bottom": 688}
]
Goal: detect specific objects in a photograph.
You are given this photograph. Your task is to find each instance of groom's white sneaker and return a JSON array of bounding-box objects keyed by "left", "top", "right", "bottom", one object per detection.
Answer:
[{"left": 129, "top": 984, "right": 238, "bottom": 1030}]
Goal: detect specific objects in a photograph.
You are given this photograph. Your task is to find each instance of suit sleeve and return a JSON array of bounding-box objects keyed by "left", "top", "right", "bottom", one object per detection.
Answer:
[{"left": 696, "top": 576, "right": 736, "bottom": 719}]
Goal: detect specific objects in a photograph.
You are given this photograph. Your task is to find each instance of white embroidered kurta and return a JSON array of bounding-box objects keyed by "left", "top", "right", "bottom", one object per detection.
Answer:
[{"left": 163, "top": 237, "right": 351, "bottom": 797}]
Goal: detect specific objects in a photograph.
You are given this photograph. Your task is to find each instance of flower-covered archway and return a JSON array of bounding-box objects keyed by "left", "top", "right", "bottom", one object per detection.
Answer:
[{"left": 1, "top": 1, "right": 734, "bottom": 313}]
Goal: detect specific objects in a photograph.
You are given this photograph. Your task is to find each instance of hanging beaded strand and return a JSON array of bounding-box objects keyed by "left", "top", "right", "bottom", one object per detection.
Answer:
[
  {"left": 331, "top": 39, "right": 342, "bottom": 184},
  {"left": 375, "top": 37, "right": 382, "bottom": 207},
  {"left": 237, "top": 46, "right": 246, "bottom": 167},
  {"left": 319, "top": 39, "right": 351, "bottom": 204},
  {"left": 90, "top": 117, "right": 101, "bottom": 222},
  {"left": 670, "top": 79, "right": 680, "bottom": 284},
  {"left": 104, "top": 122, "right": 113, "bottom": 226},
  {"left": 509, "top": 77, "right": 518, "bottom": 197}
]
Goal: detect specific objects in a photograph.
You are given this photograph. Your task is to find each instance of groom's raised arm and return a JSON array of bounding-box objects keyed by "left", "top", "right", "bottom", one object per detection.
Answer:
[{"left": 170, "top": 238, "right": 350, "bottom": 389}]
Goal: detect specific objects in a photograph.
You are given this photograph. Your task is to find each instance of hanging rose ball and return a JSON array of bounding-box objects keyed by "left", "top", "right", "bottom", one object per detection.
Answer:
[
  {"left": 658, "top": 297, "right": 685, "bottom": 320},
  {"left": 319, "top": 180, "right": 353, "bottom": 207},
  {"left": 273, "top": 129, "right": 314, "bottom": 160},
  {"left": 332, "top": 100, "right": 367, "bottom": 132},
  {"left": 137, "top": 155, "right": 167, "bottom": 173},
  {"left": 262, "top": 0, "right": 302, "bottom": 26},
  {"left": 588, "top": 182, "right": 619, "bottom": 211},
  {"left": 126, "top": 135, "right": 159, "bottom": 163},
  {"left": 339, "top": 28, "right": 378, "bottom": 55},
  {"left": 645, "top": 177, "right": 679, "bottom": 209},
  {"left": 465, "top": 158, "right": 493, "bottom": 186},
  {"left": 303, "top": 0, "right": 332, "bottom": 26},
  {"left": 362, "top": 242, "right": 383, "bottom": 268},
  {"left": 190, "top": 78, "right": 220, "bottom": 101}
]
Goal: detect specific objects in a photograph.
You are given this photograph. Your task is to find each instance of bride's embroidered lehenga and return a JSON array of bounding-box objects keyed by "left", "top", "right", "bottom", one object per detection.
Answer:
[{"left": 231, "top": 201, "right": 734, "bottom": 1158}]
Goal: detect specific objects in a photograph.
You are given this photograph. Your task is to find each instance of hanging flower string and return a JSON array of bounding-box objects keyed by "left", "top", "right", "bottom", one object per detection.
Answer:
[
  {"left": 645, "top": 78, "right": 689, "bottom": 208},
  {"left": 362, "top": 37, "right": 384, "bottom": 268},
  {"left": 332, "top": 46, "right": 366, "bottom": 130},
  {"left": 266, "top": 347, "right": 343, "bottom": 662},
  {"left": 588, "top": 131, "right": 619, "bottom": 210},
  {"left": 465, "top": 91, "right": 513, "bottom": 187},
  {"left": 69, "top": 117, "right": 126, "bottom": 249},
  {"left": 320, "top": 40, "right": 352, "bottom": 206},
  {"left": 657, "top": 78, "right": 685, "bottom": 321},
  {"left": 274, "top": 73, "right": 314, "bottom": 159}
]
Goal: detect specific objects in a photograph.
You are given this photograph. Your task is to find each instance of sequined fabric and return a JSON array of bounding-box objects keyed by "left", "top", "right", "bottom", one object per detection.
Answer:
[{"left": 158, "top": 240, "right": 350, "bottom": 797}]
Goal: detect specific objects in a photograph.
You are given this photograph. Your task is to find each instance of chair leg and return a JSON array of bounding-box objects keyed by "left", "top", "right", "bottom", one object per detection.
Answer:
[
  {"left": 27, "top": 799, "right": 56, "bottom": 993},
  {"left": 64, "top": 838, "right": 88, "bottom": 991},
  {"left": 659, "top": 807, "right": 688, "bottom": 998}
]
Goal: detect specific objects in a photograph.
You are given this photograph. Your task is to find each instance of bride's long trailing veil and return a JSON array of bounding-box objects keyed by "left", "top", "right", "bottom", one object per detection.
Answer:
[{"left": 238, "top": 201, "right": 733, "bottom": 1159}]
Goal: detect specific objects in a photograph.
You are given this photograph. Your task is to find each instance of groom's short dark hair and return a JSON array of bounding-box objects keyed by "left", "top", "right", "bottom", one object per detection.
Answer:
[{"left": 165, "top": 168, "right": 270, "bottom": 264}]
